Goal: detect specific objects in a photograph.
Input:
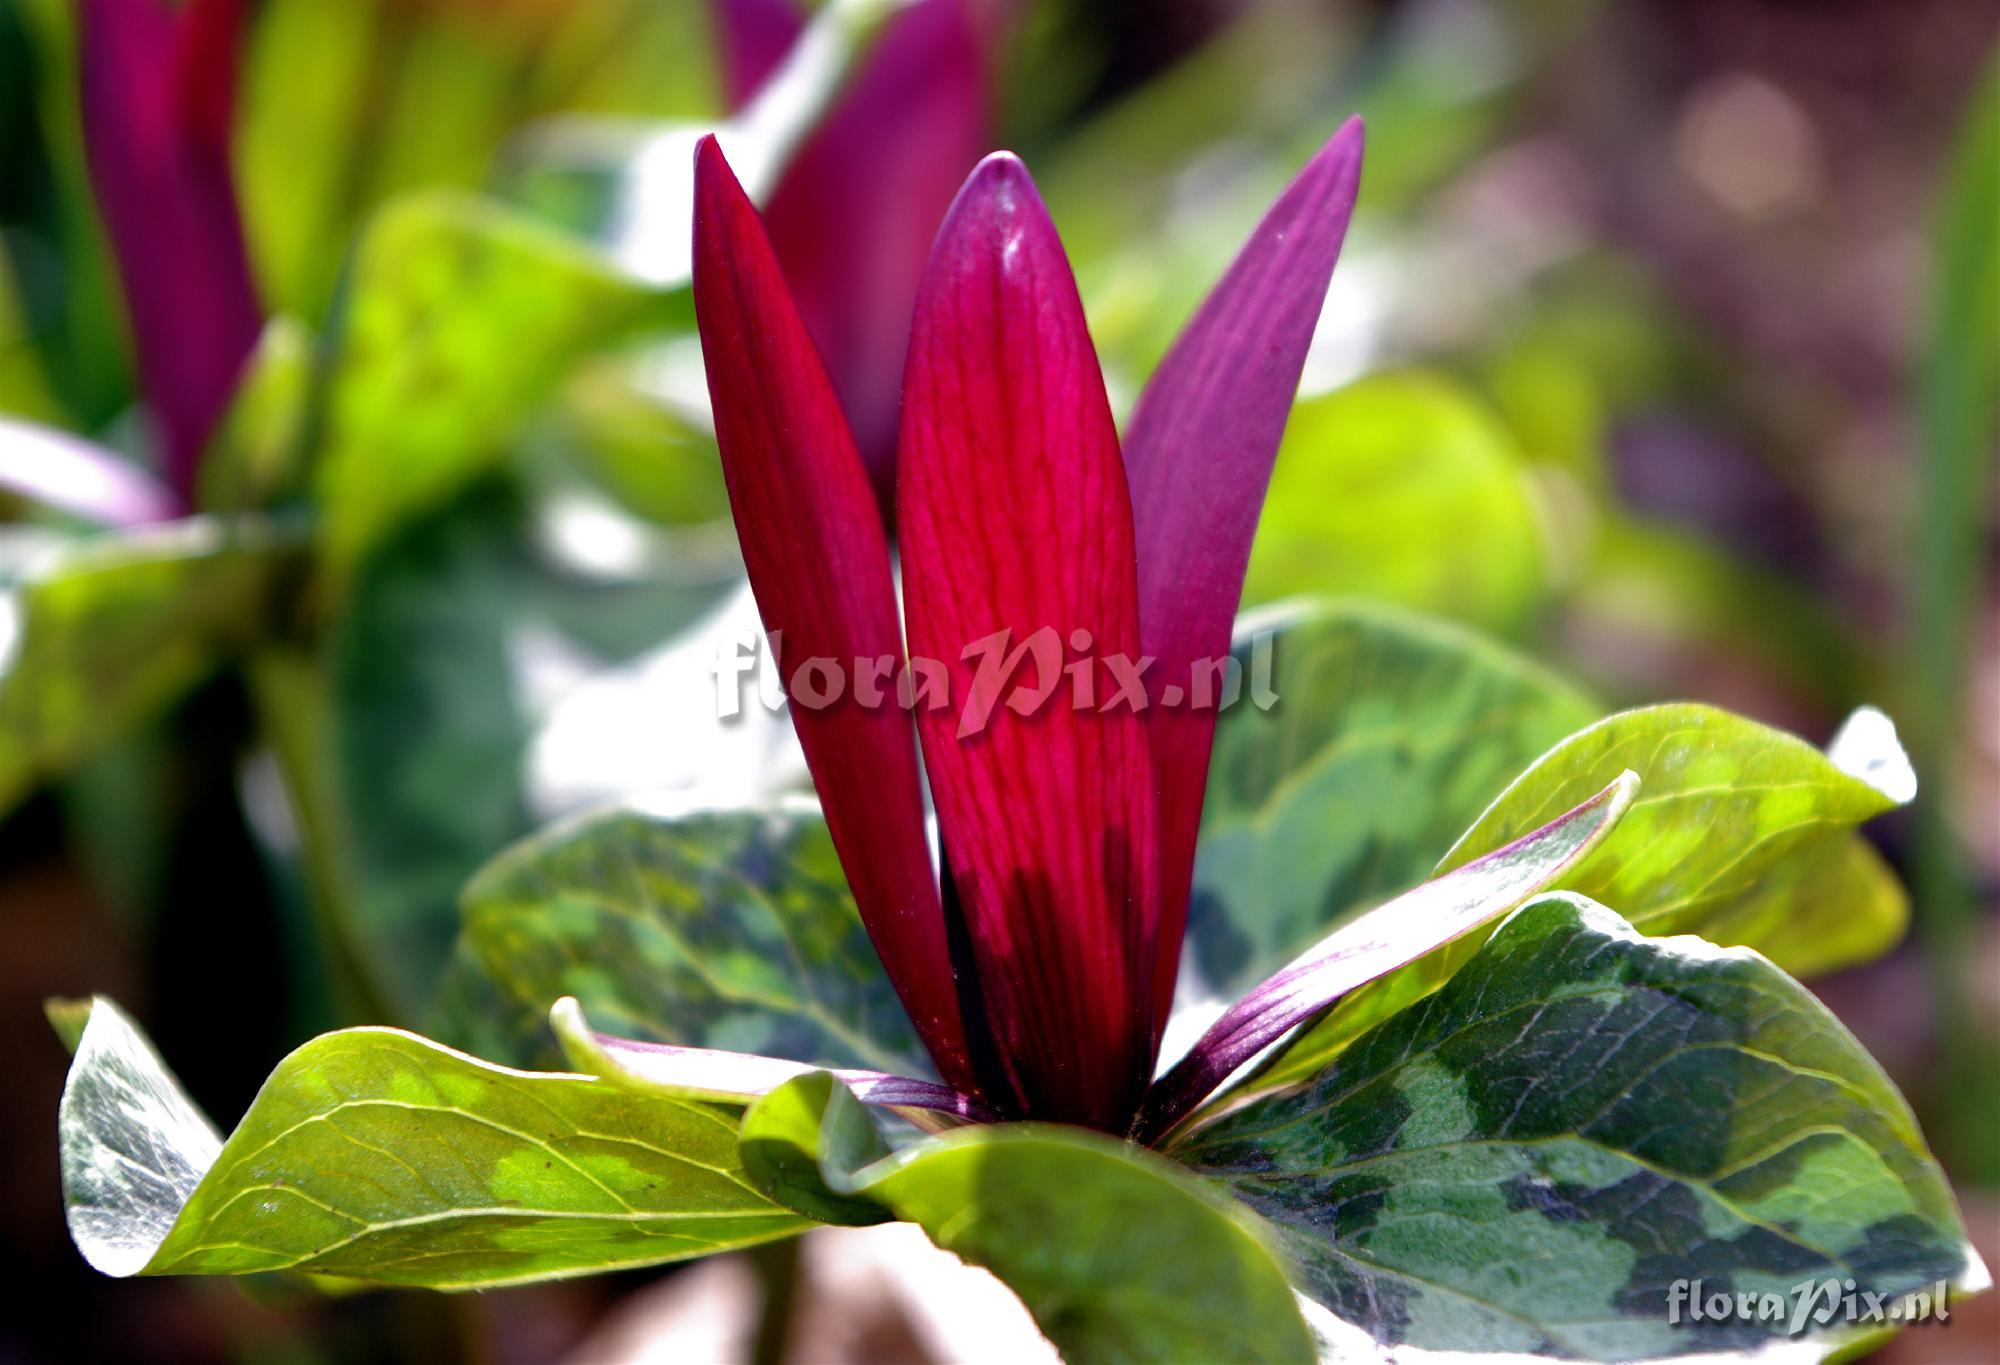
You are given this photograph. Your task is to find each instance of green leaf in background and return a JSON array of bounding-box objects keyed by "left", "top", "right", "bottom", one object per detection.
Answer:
[
  {"left": 0, "top": 246, "right": 63, "bottom": 423},
  {"left": 196, "top": 315, "right": 315, "bottom": 516},
  {"left": 56, "top": 997, "right": 805, "bottom": 1288},
  {"left": 1176, "top": 895, "right": 1980, "bottom": 1361},
  {"left": 1190, "top": 598, "right": 1596, "bottom": 998},
  {"left": 239, "top": 0, "right": 721, "bottom": 317},
  {"left": 312, "top": 191, "right": 674, "bottom": 585},
  {"left": 310, "top": 482, "right": 737, "bottom": 1019},
  {"left": 1241, "top": 372, "right": 1548, "bottom": 633},
  {"left": 740, "top": 1074, "right": 1316, "bottom": 1364},
  {"left": 1909, "top": 57, "right": 2000, "bottom": 1179},
  {"left": 0, "top": 520, "right": 285, "bottom": 816},
  {"left": 544, "top": 361, "right": 730, "bottom": 528},
  {"left": 441, "top": 799, "right": 928, "bottom": 1079}
]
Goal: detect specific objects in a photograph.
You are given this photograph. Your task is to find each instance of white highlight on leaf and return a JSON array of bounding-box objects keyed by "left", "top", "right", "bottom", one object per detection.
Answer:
[
  {"left": 525, "top": 580, "right": 808, "bottom": 818},
  {"left": 57, "top": 999, "right": 223, "bottom": 1278},
  {"left": 1826, "top": 705, "right": 1917, "bottom": 805}
]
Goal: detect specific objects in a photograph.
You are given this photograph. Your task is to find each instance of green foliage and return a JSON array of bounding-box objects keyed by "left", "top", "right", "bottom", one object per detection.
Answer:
[
  {"left": 312, "top": 192, "right": 677, "bottom": 587},
  {"left": 742, "top": 1074, "right": 1317, "bottom": 1364},
  {"left": 57, "top": 997, "right": 804, "bottom": 1288},
  {"left": 1176, "top": 895, "right": 1976, "bottom": 1361},
  {"left": 1909, "top": 58, "right": 2000, "bottom": 1177},
  {"left": 1191, "top": 598, "right": 1596, "bottom": 996},
  {"left": 238, "top": 0, "right": 721, "bottom": 316},
  {"left": 1242, "top": 373, "right": 1547, "bottom": 631},
  {"left": 197, "top": 316, "right": 315, "bottom": 516},
  {"left": 440, "top": 800, "right": 928, "bottom": 1077},
  {"left": 1259, "top": 702, "right": 1912, "bottom": 1089},
  {"left": 1442, "top": 703, "right": 1907, "bottom": 958},
  {"left": 0, "top": 521, "right": 287, "bottom": 816},
  {"left": 546, "top": 365, "right": 731, "bottom": 528}
]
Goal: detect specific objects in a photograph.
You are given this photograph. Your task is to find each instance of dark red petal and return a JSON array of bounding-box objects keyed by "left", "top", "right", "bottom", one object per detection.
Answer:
[
  {"left": 763, "top": 0, "right": 993, "bottom": 507},
  {"left": 1133, "top": 772, "right": 1637, "bottom": 1144},
  {"left": 897, "top": 153, "right": 1160, "bottom": 1131},
  {"left": 1123, "top": 119, "right": 1364, "bottom": 1035},
  {"left": 79, "top": 0, "right": 261, "bottom": 503},
  {"left": 707, "top": 0, "right": 805, "bottom": 109},
  {"left": 171, "top": 0, "right": 248, "bottom": 150},
  {"left": 691, "top": 137, "right": 976, "bottom": 1096}
]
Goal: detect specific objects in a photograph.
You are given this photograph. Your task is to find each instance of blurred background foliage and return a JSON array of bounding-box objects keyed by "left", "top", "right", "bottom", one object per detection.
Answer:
[{"left": 0, "top": 0, "right": 1992, "bottom": 1360}]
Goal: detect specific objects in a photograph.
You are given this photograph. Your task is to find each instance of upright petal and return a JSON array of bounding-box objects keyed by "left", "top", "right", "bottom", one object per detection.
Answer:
[
  {"left": 898, "top": 154, "right": 1160, "bottom": 1130},
  {"left": 763, "top": 0, "right": 994, "bottom": 506},
  {"left": 79, "top": 0, "right": 262, "bottom": 502},
  {"left": 691, "top": 138, "right": 976, "bottom": 1095},
  {"left": 707, "top": 0, "right": 805, "bottom": 110},
  {"left": 1123, "top": 120, "right": 1364, "bottom": 1033}
]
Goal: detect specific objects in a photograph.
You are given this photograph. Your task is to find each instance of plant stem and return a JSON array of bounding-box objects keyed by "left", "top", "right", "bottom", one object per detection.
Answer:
[
  {"left": 749, "top": 1236, "right": 805, "bottom": 1365},
  {"left": 247, "top": 647, "right": 399, "bottom": 1026}
]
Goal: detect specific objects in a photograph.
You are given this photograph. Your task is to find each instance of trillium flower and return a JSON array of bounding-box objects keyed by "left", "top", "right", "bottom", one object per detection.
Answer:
[
  {"left": 583, "top": 123, "right": 1637, "bottom": 1143},
  {"left": 78, "top": 0, "right": 263, "bottom": 503}
]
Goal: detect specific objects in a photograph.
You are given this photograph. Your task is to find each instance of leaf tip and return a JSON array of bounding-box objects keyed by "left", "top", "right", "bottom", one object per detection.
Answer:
[
  {"left": 1827, "top": 705, "right": 1918, "bottom": 806},
  {"left": 45, "top": 996, "right": 96, "bottom": 1055},
  {"left": 547, "top": 996, "right": 601, "bottom": 1074}
]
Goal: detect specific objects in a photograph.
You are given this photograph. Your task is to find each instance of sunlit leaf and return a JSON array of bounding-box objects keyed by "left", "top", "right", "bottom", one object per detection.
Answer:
[
  {"left": 440, "top": 799, "right": 928, "bottom": 1079},
  {"left": 741, "top": 1073, "right": 1317, "bottom": 1363},
  {"left": 239, "top": 0, "right": 722, "bottom": 314},
  {"left": 1241, "top": 372, "right": 1547, "bottom": 631},
  {"left": 312, "top": 192, "right": 674, "bottom": 585},
  {"left": 1189, "top": 599, "right": 1596, "bottom": 998},
  {"left": 56, "top": 997, "right": 805, "bottom": 1288},
  {"left": 0, "top": 519, "right": 286, "bottom": 816},
  {"left": 1257, "top": 702, "right": 1912, "bottom": 1089},
  {"left": 1177, "top": 895, "right": 1982, "bottom": 1361}
]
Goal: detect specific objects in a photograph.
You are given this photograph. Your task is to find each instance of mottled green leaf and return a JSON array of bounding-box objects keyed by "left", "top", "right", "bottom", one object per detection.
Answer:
[
  {"left": 57, "top": 997, "right": 804, "bottom": 1288},
  {"left": 741, "top": 1074, "right": 1316, "bottom": 1364},
  {"left": 0, "top": 520, "right": 286, "bottom": 816},
  {"left": 442, "top": 799, "right": 927, "bottom": 1079},
  {"left": 313, "top": 192, "right": 674, "bottom": 584},
  {"left": 1190, "top": 599, "right": 1597, "bottom": 998},
  {"left": 1178, "top": 895, "right": 1980, "bottom": 1361},
  {"left": 1144, "top": 773, "right": 1638, "bottom": 1144},
  {"left": 1261, "top": 703, "right": 1911, "bottom": 1088},
  {"left": 1242, "top": 373, "right": 1548, "bottom": 632}
]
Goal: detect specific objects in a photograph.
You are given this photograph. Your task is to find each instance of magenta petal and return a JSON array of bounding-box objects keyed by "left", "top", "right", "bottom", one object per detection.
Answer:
[
  {"left": 691, "top": 138, "right": 976, "bottom": 1097},
  {"left": 79, "top": 0, "right": 261, "bottom": 503},
  {"left": 898, "top": 153, "right": 1161, "bottom": 1131},
  {"left": 1123, "top": 119, "right": 1365, "bottom": 1035},
  {"left": 707, "top": 0, "right": 805, "bottom": 109},
  {"left": 763, "top": 0, "right": 993, "bottom": 506},
  {"left": 1133, "top": 772, "right": 1637, "bottom": 1144},
  {"left": 0, "top": 417, "right": 180, "bottom": 526}
]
